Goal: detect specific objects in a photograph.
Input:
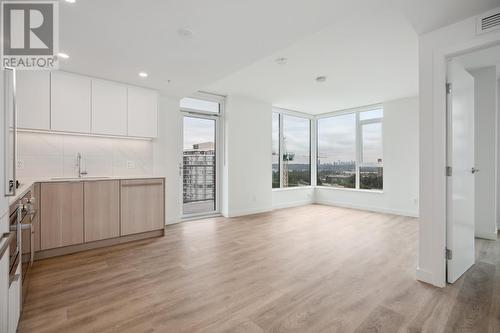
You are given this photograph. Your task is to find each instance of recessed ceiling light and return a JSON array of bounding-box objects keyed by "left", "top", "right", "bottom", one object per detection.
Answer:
[
  {"left": 57, "top": 52, "right": 69, "bottom": 59},
  {"left": 178, "top": 27, "right": 194, "bottom": 38},
  {"left": 138, "top": 72, "right": 148, "bottom": 78},
  {"left": 316, "top": 76, "right": 327, "bottom": 83},
  {"left": 65, "top": 0, "right": 76, "bottom": 3},
  {"left": 275, "top": 57, "right": 288, "bottom": 65}
]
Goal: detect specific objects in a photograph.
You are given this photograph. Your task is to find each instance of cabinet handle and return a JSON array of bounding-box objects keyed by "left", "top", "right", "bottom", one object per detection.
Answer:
[{"left": 121, "top": 181, "right": 163, "bottom": 187}]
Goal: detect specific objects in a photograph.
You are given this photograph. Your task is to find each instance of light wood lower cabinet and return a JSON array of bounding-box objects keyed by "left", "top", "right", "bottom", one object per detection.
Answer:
[
  {"left": 40, "top": 182, "right": 84, "bottom": 250},
  {"left": 84, "top": 180, "right": 120, "bottom": 242},
  {"left": 121, "top": 179, "right": 165, "bottom": 236},
  {"left": 38, "top": 178, "right": 164, "bottom": 252}
]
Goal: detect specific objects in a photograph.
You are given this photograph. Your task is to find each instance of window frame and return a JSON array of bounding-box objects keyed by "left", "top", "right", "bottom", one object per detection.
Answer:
[
  {"left": 316, "top": 104, "right": 384, "bottom": 192},
  {"left": 272, "top": 107, "right": 314, "bottom": 190}
]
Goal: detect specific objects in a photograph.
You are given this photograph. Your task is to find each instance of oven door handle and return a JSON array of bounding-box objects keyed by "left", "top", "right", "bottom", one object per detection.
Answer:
[
  {"left": 0, "top": 232, "right": 12, "bottom": 260},
  {"left": 9, "top": 252, "right": 20, "bottom": 286},
  {"left": 20, "top": 222, "right": 34, "bottom": 265}
]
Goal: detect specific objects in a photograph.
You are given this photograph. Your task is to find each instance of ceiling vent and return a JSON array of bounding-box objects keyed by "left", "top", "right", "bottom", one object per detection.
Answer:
[{"left": 477, "top": 8, "right": 500, "bottom": 35}]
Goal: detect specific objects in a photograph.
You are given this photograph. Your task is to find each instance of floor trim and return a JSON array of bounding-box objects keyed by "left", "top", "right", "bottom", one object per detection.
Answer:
[{"left": 34, "top": 229, "right": 165, "bottom": 260}]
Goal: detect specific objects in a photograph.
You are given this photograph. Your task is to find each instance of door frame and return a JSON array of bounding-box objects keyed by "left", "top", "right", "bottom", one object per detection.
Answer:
[
  {"left": 419, "top": 34, "right": 500, "bottom": 287},
  {"left": 180, "top": 92, "right": 224, "bottom": 219}
]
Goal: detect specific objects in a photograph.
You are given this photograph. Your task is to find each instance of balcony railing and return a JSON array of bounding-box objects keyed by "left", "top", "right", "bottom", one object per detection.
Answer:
[{"left": 183, "top": 164, "right": 215, "bottom": 203}]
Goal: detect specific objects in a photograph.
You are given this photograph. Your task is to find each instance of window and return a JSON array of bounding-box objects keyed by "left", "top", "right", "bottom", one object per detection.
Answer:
[
  {"left": 317, "top": 113, "right": 356, "bottom": 188},
  {"left": 282, "top": 115, "right": 311, "bottom": 187},
  {"left": 272, "top": 111, "right": 311, "bottom": 188},
  {"left": 359, "top": 110, "right": 383, "bottom": 190},
  {"left": 317, "top": 108, "right": 383, "bottom": 191}
]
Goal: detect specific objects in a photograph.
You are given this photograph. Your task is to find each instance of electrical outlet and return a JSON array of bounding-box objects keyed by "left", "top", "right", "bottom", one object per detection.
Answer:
[
  {"left": 126, "top": 160, "right": 136, "bottom": 169},
  {"left": 17, "top": 159, "right": 24, "bottom": 169}
]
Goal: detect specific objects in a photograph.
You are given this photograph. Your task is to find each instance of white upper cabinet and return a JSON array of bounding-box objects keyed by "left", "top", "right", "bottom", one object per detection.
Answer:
[
  {"left": 17, "top": 71, "right": 50, "bottom": 130},
  {"left": 14, "top": 71, "right": 157, "bottom": 138},
  {"left": 91, "top": 80, "right": 127, "bottom": 136},
  {"left": 51, "top": 72, "right": 91, "bottom": 133},
  {"left": 127, "top": 87, "right": 158, "bottom": 138}
]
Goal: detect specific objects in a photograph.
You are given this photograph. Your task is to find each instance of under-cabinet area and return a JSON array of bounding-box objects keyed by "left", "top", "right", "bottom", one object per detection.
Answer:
[{"left": 30, "top": 178, "right": 164, "bottom": 259}]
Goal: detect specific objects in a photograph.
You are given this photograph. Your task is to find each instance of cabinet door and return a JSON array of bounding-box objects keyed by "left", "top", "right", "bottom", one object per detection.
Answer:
[
  {"left": 120, "top": 179, "right": 164, "bottom": 235},
  {"left": 127, "top": 87, "right": 158, "bottom": 138},
  {"left": 91, "top": 80, "right": 127, "bottom": 135},
  {"left": 51, "top": 72, "right": 91, "bottom": 133},
  {"left": 40, "top": 182, "right": 84, "bottom": 250},
  {"left": 17, "top": 71, "right": 50, "bottom": 130},
  {"left": 84, "top": 180, "right": 120, "bottom": 242}
]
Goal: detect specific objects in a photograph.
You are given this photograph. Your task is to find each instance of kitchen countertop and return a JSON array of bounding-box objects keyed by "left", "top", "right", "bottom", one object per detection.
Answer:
[{"left": 9, "top": 175, "right": 165, "bottom": 206}]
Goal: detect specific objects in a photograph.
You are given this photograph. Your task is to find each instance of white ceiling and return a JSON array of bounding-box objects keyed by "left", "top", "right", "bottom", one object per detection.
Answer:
[
  {"left": 204, "top": 6, "right": 419, "bottom": 114},
  {"left": 59, "top": 0, "right": 500, "bottom": 112},
  {"left": 59, "top": 0, "right": 369, "bottom": 97}
]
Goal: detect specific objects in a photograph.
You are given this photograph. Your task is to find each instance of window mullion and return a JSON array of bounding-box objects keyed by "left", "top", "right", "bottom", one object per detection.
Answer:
[
  {"left": 279, "top": 114, "right": 284, "bottom": 189},
  {"left": 355, "top": 112, "right": 361, "bottom": 189}
]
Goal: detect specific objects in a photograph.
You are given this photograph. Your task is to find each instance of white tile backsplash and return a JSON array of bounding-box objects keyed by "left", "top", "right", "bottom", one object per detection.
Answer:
[{"left": 18, "top": 132, "right": 154, "bottom": 179}]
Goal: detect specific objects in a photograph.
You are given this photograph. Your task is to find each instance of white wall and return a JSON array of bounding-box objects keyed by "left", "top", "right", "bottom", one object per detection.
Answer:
[
  {"left": 154, "top": 96, "right": 183, "bottom": 225},
  {"left": 315, "top": 96, "right": 419, "bottom": 217},
  {"left": 17, "top": 132, "right": 154, "bottom": 180},
  {"left": 223, "top": 95, "right": 273, "bottom": 217},
  {"left": 469, "top": 67, "right": 498, "bottom": 240},
  {"left": 419, "top": 10, "right": 500, "bottom": 287},
  {"left": 272, "top": 187, "right": 315, "bottom": 209}
]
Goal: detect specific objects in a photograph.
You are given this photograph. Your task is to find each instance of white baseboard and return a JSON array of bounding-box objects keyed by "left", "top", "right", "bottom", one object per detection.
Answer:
[
  {"left": 272, "top": 199, "right": 314, "bottom": 210},
  {"left": 227, "top": 206, "right": 272, "bottom": 218},
  {"left": 475, "top": 231, "right": 498, "bottom": 241},
  {"left": 315, "top": 200, "right": 419, "bottom": 218}
]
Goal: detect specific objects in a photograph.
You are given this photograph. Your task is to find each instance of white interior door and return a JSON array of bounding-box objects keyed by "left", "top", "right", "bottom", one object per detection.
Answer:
[{"left": 446, "top": 60, "right": 476, "bottom": 284}]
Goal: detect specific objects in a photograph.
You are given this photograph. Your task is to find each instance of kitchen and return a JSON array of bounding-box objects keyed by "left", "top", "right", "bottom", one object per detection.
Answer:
[{"left": 0, "top": 66, "right": 166, "bottom": 332}]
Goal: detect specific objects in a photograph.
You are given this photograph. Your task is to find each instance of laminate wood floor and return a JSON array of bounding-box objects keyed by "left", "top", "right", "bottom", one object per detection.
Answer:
[{"left": 18, "top": 205, "right": 500, "bottom": 332}]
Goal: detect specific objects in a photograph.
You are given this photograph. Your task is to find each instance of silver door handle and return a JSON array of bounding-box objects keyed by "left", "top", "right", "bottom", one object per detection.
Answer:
[{"left": 472, "top": 168, "right": 480, "bottom": 174}]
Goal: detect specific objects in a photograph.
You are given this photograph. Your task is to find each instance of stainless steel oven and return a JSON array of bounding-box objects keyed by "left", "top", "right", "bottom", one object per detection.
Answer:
[{"left": 8, "top": 190, "right": 36, "bottom": 286}]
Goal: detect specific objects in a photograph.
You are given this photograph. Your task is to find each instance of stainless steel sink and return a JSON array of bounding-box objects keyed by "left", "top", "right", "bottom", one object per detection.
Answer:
[{"left": 50, "top": 176, "right": 111, "bottom": 181}]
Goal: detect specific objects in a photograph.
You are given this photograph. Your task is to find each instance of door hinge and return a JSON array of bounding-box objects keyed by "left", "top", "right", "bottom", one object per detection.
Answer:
[
  {"left": 446, "top": 83, "right": 452, "bottom": 94},
  {"left": 446, "top": 166, "right": 452, "bottom": 177},
  {"left": 446, "top": 248, "right": 452, "bottom": 260}
]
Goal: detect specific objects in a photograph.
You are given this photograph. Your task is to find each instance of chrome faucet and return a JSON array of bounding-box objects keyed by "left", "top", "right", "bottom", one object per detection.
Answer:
[{"left": 76, "top": 153, "right": 88, "bottom": 178}]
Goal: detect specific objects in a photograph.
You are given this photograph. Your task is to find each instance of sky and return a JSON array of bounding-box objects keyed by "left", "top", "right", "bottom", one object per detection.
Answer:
[
  {"left": 183, "top": 117, "right": 215, "bottom": 150},
  {"left": 185, "top": 110, "right": 382, "bottom": 164}
]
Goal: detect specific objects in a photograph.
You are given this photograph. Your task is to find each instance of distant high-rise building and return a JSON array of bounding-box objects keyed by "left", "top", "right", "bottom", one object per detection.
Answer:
[{"left": 183, "top": 142, "right": 215, "bottom": 204}]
